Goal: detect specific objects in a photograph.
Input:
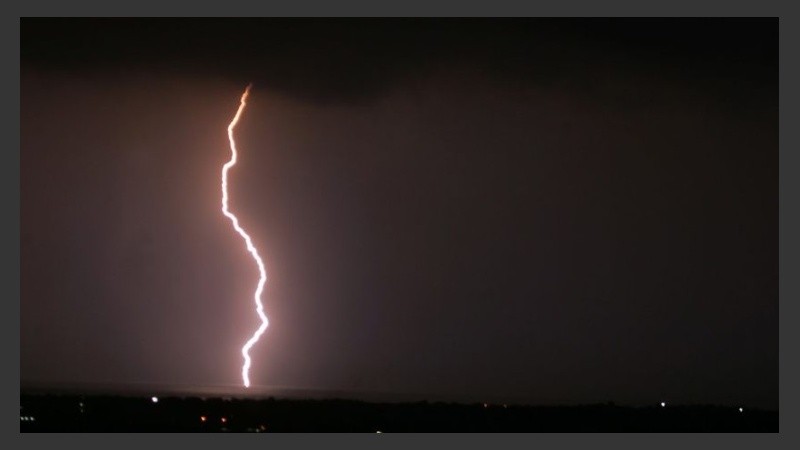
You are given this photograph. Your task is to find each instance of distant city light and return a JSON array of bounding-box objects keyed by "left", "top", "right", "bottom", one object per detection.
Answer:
[
  {"left": 739, "top": 407, "right": 744, "bottom": 413},
  {"left": 661, "top": 402, "right": 666, "bottom": 407},
  {"left": 376, "top": 431, "right": 382, "bottom": 433},
  {"left": 483, "top": 403, "right": 489, "bottom": 408},
  {"left": 151, "top": 396, "right": 159, "bottom": 403},
  {"left": 200, "top": 416, "right": 207, "bottom": 422},
  {"left": 221, "top": 417, "right": 227, "bottom": 423}
]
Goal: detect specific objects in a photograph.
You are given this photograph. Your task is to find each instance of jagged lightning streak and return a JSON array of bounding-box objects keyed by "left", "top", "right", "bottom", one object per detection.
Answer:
[{"left": 221, "top": 83, "right": 268, "bottom": 388}]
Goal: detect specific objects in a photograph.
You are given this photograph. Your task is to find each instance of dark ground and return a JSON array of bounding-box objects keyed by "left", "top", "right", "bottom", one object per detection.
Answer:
[{"left": 19, "top": 393, "right": 777, "bottom": 432}]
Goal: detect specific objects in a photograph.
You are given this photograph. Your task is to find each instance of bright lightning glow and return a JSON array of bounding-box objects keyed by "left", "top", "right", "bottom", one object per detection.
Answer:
[{"left": 221, "top": 83, "right": 269, "bottom": 388}]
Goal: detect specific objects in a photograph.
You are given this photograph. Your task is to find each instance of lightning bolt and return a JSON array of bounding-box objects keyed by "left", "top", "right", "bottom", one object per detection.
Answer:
[{"left": 221, "top": 83, "right": 268, "bottom": 388}]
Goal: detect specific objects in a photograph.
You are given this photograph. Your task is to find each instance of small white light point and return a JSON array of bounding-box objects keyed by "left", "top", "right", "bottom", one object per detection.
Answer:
[
  {"left": 739, "top": 407, "right": 744, "bottom": 413},
  {"left": 151, "top": 396, "right": 159, "bottom": 403},
  {"left": 660, "top": 402, "right": 666, "bottom": 408},
  {"left": 376, "top": 431, "right": 382, "bottom": 433}
]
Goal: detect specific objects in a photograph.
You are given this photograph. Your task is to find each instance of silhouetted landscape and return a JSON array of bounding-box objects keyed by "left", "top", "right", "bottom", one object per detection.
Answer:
[{"left": 20, "top": 392, "right": 777, "bottom": 432}]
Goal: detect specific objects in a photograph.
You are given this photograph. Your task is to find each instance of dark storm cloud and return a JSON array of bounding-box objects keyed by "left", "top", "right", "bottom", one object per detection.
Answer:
[
  {"left": 21, "top": 18, "right": 776, "bottom": 104},
  {"left": 21, "top": 18, "right": 777, "bottom": 408}
]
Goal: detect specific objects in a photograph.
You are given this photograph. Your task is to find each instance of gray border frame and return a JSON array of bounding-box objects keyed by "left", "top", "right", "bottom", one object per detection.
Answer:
[{"left": 8, "top": 1, "right": 795, "bottom": 448}]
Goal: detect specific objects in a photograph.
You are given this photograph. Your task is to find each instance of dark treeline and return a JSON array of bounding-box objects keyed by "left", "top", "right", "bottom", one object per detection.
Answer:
[{"left": 20, "top": 394, "right": 777, "bottom": 432}]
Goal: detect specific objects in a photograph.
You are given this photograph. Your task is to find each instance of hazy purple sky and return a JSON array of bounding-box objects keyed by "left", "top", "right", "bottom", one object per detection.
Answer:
[{"left": 21, "top": 18, "right": 777, "bottom": 408}]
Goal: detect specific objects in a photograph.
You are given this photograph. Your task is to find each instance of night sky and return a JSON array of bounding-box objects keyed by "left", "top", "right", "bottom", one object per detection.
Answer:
[{"left": 21, "top": 18, "right": 778, "bottom": 409}]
